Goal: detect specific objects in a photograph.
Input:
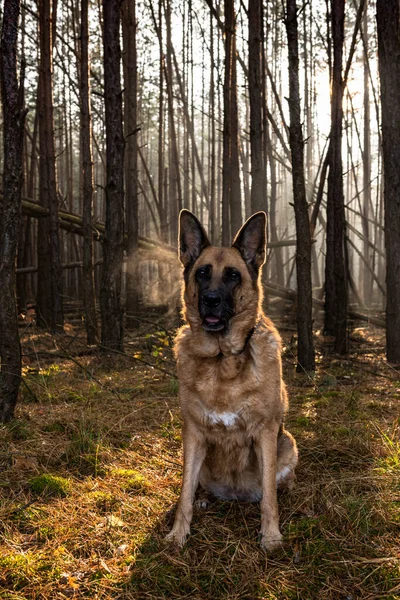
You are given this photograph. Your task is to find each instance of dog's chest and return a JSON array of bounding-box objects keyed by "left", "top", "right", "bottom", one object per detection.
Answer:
[
  {"left": 206, "top": 410, "right": 239, "bottom": 427},
  {"left": 187, "top": 354, "right": 262, "bottom": 427},
  {"left": 192, "top": 353, "right": 251, "bottom": 400}
]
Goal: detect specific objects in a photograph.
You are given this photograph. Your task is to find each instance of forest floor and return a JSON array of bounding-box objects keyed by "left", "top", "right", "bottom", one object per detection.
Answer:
[{"left": 0, "top": 314, "right": 399, "bottom": 599}]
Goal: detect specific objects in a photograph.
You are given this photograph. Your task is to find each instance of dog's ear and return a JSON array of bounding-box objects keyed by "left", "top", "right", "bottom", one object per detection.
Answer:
[
  {"left": 179, "top": 209, "right": 210, "bottom": 270},
  {"left": 232, "top": 212, "right": 267, "bottom": 276}
]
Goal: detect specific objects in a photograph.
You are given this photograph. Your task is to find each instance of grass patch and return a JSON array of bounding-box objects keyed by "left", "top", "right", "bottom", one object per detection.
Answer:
[{"left": 63, "top": 419, "right": 106, "bottom": 476}]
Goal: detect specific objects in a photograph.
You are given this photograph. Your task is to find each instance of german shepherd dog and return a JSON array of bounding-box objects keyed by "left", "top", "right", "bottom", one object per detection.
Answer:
[{"left": 166, "top": 210, "right": 298, "bottom": 551}]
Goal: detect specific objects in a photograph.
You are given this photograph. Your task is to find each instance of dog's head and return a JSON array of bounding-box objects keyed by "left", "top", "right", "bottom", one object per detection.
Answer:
[{"left": 178, "top": 210, "right": 267, "bottom": 334}]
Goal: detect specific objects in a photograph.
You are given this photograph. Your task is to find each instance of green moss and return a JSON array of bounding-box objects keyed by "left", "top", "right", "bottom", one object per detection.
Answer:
[
  {"left": 110, "top": 468, "right": 150, "bottom": 493},
  {"left": 29, "top": 473, "right": 71, "bottom": 497},
  {"left": 89, "top": 490, "right": 119, "bottom": 512},
  {"left": 0, "top": 552, "right": 62, "bottom": 590}
]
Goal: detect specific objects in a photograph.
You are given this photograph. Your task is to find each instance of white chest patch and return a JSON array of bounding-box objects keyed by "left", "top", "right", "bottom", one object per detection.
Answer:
[{"left": 207, "top": 411, "right": 238, "bottom": 427}]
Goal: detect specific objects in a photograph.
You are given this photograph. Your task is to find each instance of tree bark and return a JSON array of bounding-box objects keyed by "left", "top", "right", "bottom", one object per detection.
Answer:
[
  {"left": 79, "top": 0, "right": 99, "bottom": 344},
  {"left": 0, "top": 0, "right": 27, "bottom": 422},
  {"left": 37, "top": 0, "right": 64, "bottom": 332},
  {"left": 122, "top": 0, "right": 140, "bottom": 324},
  {"left": 209, "top": 7, "right": 217, "bottom": 243},
  {"left": 362, "top": 4, "right": 372, "bottom": 306},
  {"left": 324, "top": 0, "right": 348, "bottom": 354},
  {"left": 165, "top": 0, "right": 182, "bottom": 242},
  {"left": 377, "top": 0, "right": 400, "bottom": 363},
  {"left": 222, "top": 0, "right": 242, "bottom": 244},
  {"left": 248, "top": 0, "right": 266, "bottom": 214},
  {"left": 285, "top": 0, "right": 315, "bottom": 372},
  {"left": 100, "top": 0, "right": 125, "bottom": 351}
]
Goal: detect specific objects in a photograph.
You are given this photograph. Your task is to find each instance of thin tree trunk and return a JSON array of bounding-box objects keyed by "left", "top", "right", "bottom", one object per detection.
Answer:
[
  {"left": 223, "top": 0, "right": 242, "bottom": 244},
  {"left": 362, "top": 4, "right": 371, "bottom": 306},
  {"left": 37, "top": 0, "right": 64, "bottom": 332},
  {"left": 122, "top": 0, "right": 140, "bottom": 325},
  {"left": 324, "top": 0, "right": 348, "bottom": 354},
  {"left": 0, "top": 0, "right": 27, "bottom": 422},
  {"left": 377, "top": 0, "right": 400, "bottom": 363},
  {"left": 157, "top": 0, "right": 165, "bottom": 239},
  {"left": 165, "top": 0, "right": 181, "bottom": 241},
  {"left": 209, "top": 7, "right": 216, "bottom": 243},
  {"left": 80, "top": 0, "right": 99, "bottom": 344},
  {"left": 285, "top": 0, "right": 315, "bottom": 372},
  {"left": 248, "top": 0, "right": 265, "bottom": 213},
  {"left": 170, "top": 44, "right": 209, "bottom": 207},
  {"left": 100, "top": 0, "right": 124, "bottom": 351}
]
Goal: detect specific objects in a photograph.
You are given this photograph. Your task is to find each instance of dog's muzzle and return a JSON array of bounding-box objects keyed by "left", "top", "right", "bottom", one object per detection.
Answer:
[{"left": 200, "top": 292, "right": 228, "bottom": 332}]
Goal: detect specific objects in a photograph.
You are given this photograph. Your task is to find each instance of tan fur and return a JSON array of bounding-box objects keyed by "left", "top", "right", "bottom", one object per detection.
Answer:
[{"left": 166, "top": 214, "right": 298, "bottom": 551}]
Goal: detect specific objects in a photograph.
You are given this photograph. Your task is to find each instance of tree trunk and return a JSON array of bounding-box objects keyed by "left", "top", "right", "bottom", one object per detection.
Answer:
[
  {"left": 248, "top": 0, "right": 266, "bottom": 213},
  {"left": 122, "top": 0, "right": 140, "bottom": 325},
  {"left": 37, "top": 0, "right": 64, "bottom": 332},
  {"left": 377, "top": 0, "right": 400, "bottom": 363},
  {"left": 362, "top": 4, "right": 372, "bottom": 306},
  {"left": 324, "top": 0, "right": 348, "bottom": 354},
  {"left": 157, "top": 0, "right": 165, "bottom": 238},
  {"left": 209, "top": 7, "right": 217, "bottom": 243},
  {"left": 165, "top": 0, "right": 182, "bottom": 242},
  {"left": 100, "top": 0, "right": 125, "bottom": 351},
  {"left": 285, "top": 0, "right": 315, "bottom": 372},
  {"left": 79, "top": 0, "right": 99, "bottom": 344},
  {"left": 0, "top": 0, "right": 26, "bottom": 422},
  {"left": 222, "top": 0, "right": 242, "bottom": 244}
]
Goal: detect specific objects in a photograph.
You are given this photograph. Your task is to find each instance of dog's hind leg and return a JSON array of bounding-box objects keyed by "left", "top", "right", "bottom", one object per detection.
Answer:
[
  {"left": 165, "top": 423, "right": 206, "bottom": 547},
  {"left": 276, "top": 427, "right": 298, "bottom": 491}
]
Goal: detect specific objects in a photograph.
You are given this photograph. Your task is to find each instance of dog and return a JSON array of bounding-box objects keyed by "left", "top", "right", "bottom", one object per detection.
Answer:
[{"left": 166, "top": 209, "right": 298, "bottom": 551}]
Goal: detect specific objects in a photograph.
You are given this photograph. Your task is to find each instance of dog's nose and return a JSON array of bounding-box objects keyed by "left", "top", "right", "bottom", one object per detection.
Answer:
[{"left": 203, "top": 292, "right": 222, "bottom": 308}]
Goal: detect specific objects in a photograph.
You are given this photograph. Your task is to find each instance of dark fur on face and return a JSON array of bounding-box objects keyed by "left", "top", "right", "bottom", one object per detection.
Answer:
[{"left": 195, "top": 263, "right": 240, "bottom": 332}]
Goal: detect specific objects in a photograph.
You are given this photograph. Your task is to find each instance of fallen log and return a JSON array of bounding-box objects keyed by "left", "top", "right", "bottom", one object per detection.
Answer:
[
  {"left": 20, "top": 198, "right": 301, "bottom": 251},
  {"left": 264, "top": 282, "right": 385, "bottom": 328},
  {"left": 21, "top": 198, "right": 176, "bottom": 254}
]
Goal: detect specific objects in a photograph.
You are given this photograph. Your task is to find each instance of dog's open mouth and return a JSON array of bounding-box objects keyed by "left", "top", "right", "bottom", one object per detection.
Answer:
[{"left": 202, "top": 315, "right": 225, "bottom": 332}]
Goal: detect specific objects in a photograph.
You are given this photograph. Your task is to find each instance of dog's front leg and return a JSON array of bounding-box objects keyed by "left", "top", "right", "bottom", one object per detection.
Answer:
[
  {"left": 166, "top": 422, "right": 206, "bottom": 547},
  {"left": 257, "top": 424, "right": 283, "bottom": 551}
]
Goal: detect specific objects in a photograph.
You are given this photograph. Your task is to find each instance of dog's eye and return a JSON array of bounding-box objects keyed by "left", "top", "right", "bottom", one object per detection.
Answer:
[
  {"left": 229, "top": 270, "right": 241, "bottom": 281},
  {"left": 196, "top": 266, "right": 210, "bottom": 279}
]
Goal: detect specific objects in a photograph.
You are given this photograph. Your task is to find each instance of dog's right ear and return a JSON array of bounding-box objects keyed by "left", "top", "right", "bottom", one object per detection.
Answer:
[{"left": 179, "top": 209, "right": 210, "bottom": 270}]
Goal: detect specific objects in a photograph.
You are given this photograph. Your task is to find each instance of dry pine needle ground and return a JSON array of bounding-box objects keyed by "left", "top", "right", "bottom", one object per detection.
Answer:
[{"left": 0, "top": 323, "right": 399, "bottom": 599}]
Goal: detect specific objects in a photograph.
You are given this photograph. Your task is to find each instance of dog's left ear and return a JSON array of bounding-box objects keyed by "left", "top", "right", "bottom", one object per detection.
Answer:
[
  {"left": 232, "top": 212, "right": 267, "bottom": 276},
  {"left": 179, "top": 209, "right": 210, "bottom": 270}
]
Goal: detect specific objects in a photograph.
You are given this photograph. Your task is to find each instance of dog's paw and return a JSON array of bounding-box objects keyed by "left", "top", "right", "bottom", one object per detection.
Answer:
[
  {"left": 259, "top": 531, "right": 283, "bottom": 552},
  {"left": 194, "top": 498, "right": 210, "bottom": 510},
  {"left": 165, "top": 526, "right": 189, "bottom": 548}
]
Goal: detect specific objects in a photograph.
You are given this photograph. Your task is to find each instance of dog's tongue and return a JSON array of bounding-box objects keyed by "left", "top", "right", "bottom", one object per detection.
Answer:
[{"left": 205, "top": 316, "right": 220, "bottom": 324}]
